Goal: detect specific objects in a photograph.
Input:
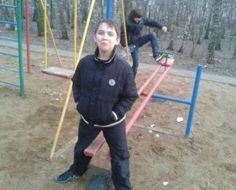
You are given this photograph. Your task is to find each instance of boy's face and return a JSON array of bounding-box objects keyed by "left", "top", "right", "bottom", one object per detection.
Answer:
[
  {"left": 94, "top": 23, "right": 120, "bottom": 53},
  {"left": 134, "top": 17, "right": 142, "bottom": 23}
]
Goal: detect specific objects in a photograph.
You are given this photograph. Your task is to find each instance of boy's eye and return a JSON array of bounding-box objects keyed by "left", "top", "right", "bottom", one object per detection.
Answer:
[
  {"left": 98, "top": 31, "right": 105, "bottom": 35},
  {"left": 108, "top": 32, "right": 115, "bottom": 36},
  {"left": 97, "top": 30, "right": 115, "bottom": 37}
]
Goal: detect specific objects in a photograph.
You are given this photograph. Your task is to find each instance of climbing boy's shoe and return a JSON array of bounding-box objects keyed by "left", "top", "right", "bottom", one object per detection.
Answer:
[
  {"left": 154, "top": 53, "right": 164, "bottom": 63},
  {"left": 54, "top": 169, "right": 80, "bottom": 183}
]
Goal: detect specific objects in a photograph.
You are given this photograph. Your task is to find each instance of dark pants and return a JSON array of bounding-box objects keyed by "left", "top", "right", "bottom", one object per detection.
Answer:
[
  {"left": 70, "top": 119, "right": 131, "bottom": 190},
  {"left": 131, "top": 32, "right": 159, "bottom": 76}
]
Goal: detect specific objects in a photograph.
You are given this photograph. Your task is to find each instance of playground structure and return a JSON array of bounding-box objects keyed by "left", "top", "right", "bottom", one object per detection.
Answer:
[
  {"left": 0, "top": 0, "right": 25, "bottom": 96},
  {"left": 0, "top": 0, "right": 202, "bottom": 159},
  {"left": 48, "top": 0, "right": 202, "bottom": 160},
  {"left": 0, "top": 0, "right": 31, "bottom": 96}
]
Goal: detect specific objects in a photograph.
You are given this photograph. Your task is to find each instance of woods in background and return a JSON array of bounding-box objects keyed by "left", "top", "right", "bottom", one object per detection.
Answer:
[{"left": 1, "top": 0, "right": 236, "bottom": 63}]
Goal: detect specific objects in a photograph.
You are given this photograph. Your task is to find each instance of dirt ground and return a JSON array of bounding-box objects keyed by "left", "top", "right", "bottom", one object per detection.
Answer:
[{"left": 0, "top": 49, "right": 236, "bottom": 190}]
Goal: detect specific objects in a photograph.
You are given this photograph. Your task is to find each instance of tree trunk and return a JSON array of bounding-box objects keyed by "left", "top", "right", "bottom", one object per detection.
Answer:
[
  {"left": 64, "top": 0, "right": 71, "bottom": 24},
  {"left": 167, "top": 26, "right": 175, "bottom": 51},
  {"left": 207, "top": 0, "right": 223, "bottom": 64},
  {"left": 49, "top": 0, "right": 54, "bottom": 28},
  {"left": 197, "top": 0, "right": 207, "bottom": 44},
  {"left": 80, "top": 0, "right": 89, "bottom": 23},
  {"left": 190, "top": 22, "right": 196, "bottom": 58},
  {"left": 233, "top": 38, "right": 236, "bottom": 59},
  {"left": 58, "top": 1, "right": 69, "bottom": 40},
  {"left": 177, "top": 14, "right": 191, "bottom": 54},
  {"left": 189, "top": 0, "right": 198, "bottom": 58},
  {"left": 204, "top": 12, "right": 212, "bottom": 40},
  {"left": 215, "top": 2, "right": 223, "bottom": 51},
  {"left": 33, "top": 0, "right": 44, "bottom": 36}
]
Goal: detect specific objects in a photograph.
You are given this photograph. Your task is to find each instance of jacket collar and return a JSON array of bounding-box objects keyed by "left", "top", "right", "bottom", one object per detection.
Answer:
[{"left": 94, "top": 47, "right": 116, "bottom": 64}]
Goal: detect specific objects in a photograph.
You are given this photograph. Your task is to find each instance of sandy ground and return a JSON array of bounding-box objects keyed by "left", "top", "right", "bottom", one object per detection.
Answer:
[{"left": 0, "top": 52, "right": 236, "bottom": 190}]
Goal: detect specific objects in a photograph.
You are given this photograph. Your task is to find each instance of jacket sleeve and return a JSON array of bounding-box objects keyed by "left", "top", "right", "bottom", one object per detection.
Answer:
[
  {"left": 143, "top": 18, "right": 163, "bottom": 29},
  {"left": 71, "top": 61, "right": 82, "bottom": 103},
  {"left": 126, "top": 16, "right": 143, "bottom": 33},
  {"left": 113, "top": 65, "right": 138, "bottom": 119}
]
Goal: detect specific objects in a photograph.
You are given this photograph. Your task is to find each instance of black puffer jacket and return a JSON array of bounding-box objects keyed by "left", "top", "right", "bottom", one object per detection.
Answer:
[
  {"left": 72, "top": 48, "right": 138, "bottom": 126},
  {"left": 120, "top": 15, "right": 163, "bottom": 47}
]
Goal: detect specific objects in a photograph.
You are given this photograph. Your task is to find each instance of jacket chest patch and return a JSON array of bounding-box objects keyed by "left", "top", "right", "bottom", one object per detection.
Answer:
[{"left": 108, "top": 79, "right": 116, "bottom": 86}]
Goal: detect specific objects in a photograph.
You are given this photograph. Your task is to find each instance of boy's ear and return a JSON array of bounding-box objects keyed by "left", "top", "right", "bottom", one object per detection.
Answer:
[
  {"left": 93, "top": 36, "right": 98, "bottom": 45},
  {"left": 116, "top": 37, "right": 120, "bottom": 45}
]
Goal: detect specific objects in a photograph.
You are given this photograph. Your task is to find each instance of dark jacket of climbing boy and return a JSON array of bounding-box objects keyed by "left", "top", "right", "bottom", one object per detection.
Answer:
[
  {"left": 121, "top": 11, "right": 163, "bottom": 47},
  {"left": 72, "top": 48, "right": 138, "bottom": 127}
]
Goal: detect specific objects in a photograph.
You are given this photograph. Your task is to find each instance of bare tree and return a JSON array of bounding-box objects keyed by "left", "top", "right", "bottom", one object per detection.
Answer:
[
  {"left": 233, "top": 38, "right": 236, "bottom": 59},
  {"left": 189, "top": 0, "right": 199, "bottom": 58},
  {"left": 214, "top": 0, "right": 223, "bottom": 50},
  {"left": 64, "top": 0, "right": 71, "bottom": 25},
  {"left": 57, "top": 0, "right": 69, "bottom": 39},
  {"left": 204, "top": 11, "right": 212, "bottom": 40},
  {"left": 207, "top": 0, "right": 223, "bottom": 64},
  {"left": 48, "top": 0, "right": 55, "bottom": 28},
  {"left": 177, "top": 14, "right": 191, "bottom": 54},
  {"left": 33, "top": 0, "right": 44, "bottom": 36},
  {"left": 197, "top": 0, "right": 208, "bottom": 44},
  {"left": 166, "top": 0, "right": 176, "bottom": 51}
]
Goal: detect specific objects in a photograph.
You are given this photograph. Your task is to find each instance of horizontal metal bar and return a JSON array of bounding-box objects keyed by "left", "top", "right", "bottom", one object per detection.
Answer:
[
  {"left": 0, "top": 80, "right": 19, "bottom": 88},
  {"left": 0, "top": 36, "right": 17, "bottom": 41},
  {"left": 0, "top": 51, "right": 18, "bottom": 57},
  {"left": 0, "top": 20, "right": 17, "bottom": 25},
  {"left": 0, "top": 66, "right": 18, "bottom": 73},
  {"left": 0, "top": 4, "right": 16, "bottom": 8},
  {"left": 152, "top": 93, "right": 191, "bottom": 105}
]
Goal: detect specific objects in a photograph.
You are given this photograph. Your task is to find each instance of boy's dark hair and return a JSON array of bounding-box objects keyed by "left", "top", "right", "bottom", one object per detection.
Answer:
[
  {"left": 94, "top": 19, "right": 119, "bottom": 37},
  {"left": 129, "top": 9, "right": 143, "bottom": 19}
]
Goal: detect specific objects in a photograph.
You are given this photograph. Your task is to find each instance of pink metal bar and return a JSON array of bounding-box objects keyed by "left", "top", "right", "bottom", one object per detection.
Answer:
[
  {"left": 125, "top": 65, "right": 172, "bottom": 133},
  {"left": 138, "top": 65, "right": 161, "bottom": 95}
]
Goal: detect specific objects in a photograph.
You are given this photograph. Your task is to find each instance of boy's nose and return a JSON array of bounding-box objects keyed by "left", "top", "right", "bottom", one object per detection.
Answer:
[{"left": 103, "top": 33, "right": 109, "bottom": 39}]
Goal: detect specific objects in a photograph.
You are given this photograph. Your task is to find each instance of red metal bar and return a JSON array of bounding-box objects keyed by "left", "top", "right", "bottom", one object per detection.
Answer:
[
  {"left": 24, "top": 0, "right": 31, "bottom": 73},
  {"left": 138, "top": 66, "right": 161, "bottom": 95},
  {"left": 125, "top": 65, "right": 172, "bottom": 133},
  {"left": 84, "top": 59, "right": 174, "bottom": 157}
]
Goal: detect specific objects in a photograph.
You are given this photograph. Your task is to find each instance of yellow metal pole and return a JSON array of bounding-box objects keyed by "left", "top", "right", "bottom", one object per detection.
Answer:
[
  {"left": 121, "top": 0, "right": 131, "bottom": 64},
  {"left": 39, "top": 0, "right": 63, "bottom": 67},
  {"left": 73, "top": 0, "right": 78, "bottom": 67},
  {"left": 44, "top": 0, "right": 48, "bottom": 68},
  {"left": 50, "top": 0, "right": 97, "bottom": 160}
]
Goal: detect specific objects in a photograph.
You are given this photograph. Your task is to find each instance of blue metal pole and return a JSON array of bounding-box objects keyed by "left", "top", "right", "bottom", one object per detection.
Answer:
[
  {"left": 152, "top": 94, "right": 191, "bottom": 105},
  {"left": 106, "top": 0, "right": 112, "bottom": 19},
  {"left": 185, "top": 65, "right": 203, "bottom": 137}
]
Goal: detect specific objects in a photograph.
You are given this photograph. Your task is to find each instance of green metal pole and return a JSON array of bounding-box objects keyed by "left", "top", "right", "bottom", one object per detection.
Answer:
[{"left": 16, "top": 0, "right": 24, "bottom": 96}]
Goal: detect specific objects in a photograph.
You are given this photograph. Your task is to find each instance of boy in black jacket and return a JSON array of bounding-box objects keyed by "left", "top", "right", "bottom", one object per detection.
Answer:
[
  {"left": 121, "top": 9, "right": 168, "bottom": 76},
  {"left": 54, "top": 20, "right": 138, "bottom": 190}
]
